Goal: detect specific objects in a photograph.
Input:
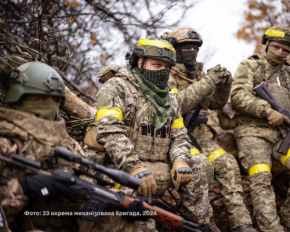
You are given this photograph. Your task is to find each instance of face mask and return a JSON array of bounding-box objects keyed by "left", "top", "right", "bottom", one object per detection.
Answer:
[
  {"left": 142, "top": 69, "right": 170, "bottom": 89},
  {"left": 14, "top": 100, "right": 60, "bottom": 120},
  {"left": 266, "top": 42, "right": 290, "bottom": 64},
  {"left": 180, "top": 50, "right": 198, "bottom": 79}
]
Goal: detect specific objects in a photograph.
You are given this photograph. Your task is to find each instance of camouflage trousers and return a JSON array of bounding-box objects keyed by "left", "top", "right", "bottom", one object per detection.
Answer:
[
  {"left": 236, "top": 135, "right": 290, "bottom": 232},
  {"left": 88, "top": 155, "right": 210, "bottom": 232},
  {"left": 198, "top": 137, "right": 253, "bottom": 230}
]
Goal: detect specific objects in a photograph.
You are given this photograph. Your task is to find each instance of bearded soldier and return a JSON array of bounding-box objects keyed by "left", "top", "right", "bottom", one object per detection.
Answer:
[
  {"left": 94, "top": 37, "right": 212, "bottom": 231},
  {"left": 231, "top": 26, "right": 290, "bottom": 232},
  {"left": 162, "top": 27, "right": 256, "bottom": 232},
  {"left": 0, "top": 62, "right": 84, "bottom": 231}
]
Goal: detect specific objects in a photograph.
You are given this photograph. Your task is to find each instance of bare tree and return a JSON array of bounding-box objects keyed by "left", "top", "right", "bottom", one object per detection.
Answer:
[{"left": 0, "top": 0, "right": 197, "bottom": 92}]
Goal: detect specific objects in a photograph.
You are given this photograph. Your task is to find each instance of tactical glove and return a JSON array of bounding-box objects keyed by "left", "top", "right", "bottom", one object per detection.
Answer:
[
  {"left": 171, "top": 159, "right": 193, "bottom": 190},
  {"left": 129, "top": 166, "right": 157, "bottom": 198},
  {"left": 266, "top": 108, "right": 284, "bottom": 126},
  {"left": 19, "top": 174, "right": 73, "bottom": 200},
  {"left": 207, "top": 64, "right": 232, "bottom": 85}
]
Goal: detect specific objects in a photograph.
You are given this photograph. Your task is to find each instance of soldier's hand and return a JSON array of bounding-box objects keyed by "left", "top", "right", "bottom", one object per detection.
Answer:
[
  {"left": 218, "top": 67, "right": 232, "bottom": 84},
  {"left": 266, "top": 108, "right": 284, "bottom": 126},
  {"left": 207, "top": 64, "right": 232, "bottom": 85},
  {"left": 129, "top": 166, "right": 157, "bottom": 198},
  {"left": 171, "top": 159, "right": 193, "bottom": 190},
  {"left": 19, "top": 175, "right": 73, "bottom": 200}
]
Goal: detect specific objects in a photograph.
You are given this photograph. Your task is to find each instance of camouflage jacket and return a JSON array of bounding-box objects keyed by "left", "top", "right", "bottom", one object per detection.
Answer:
[
  {"left": 168, "top": 63, "right": 231, "bottom": 114},
  {"left": 168, "top": 63, "right": 231, "bottom": 140},
  {"left": 231, "top": 54, "right": 290, "bottom": 140},
  {"left": 0, "top": 107, "right": 84, "bottom": 225},
  {"left": 94, "top": 68, "right": 192, "bottom": 173}
]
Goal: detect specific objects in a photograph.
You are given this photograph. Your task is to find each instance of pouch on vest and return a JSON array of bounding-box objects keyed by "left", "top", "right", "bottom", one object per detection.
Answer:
[
  {"left": 217, "top": 101, "right": 237, "bottom": 130},
  {"left": 84, "top": 123, "right": 105, "bottom": 151},
  {"left": 98, "top": 64, "right": 120, "bottom": 83}
]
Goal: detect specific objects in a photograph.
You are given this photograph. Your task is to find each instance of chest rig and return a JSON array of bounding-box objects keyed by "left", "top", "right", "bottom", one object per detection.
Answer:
[
  {"left": 124, "top": 79, "right": 173, "bottom": 163},
  {"left": 252, "top": 55, "right": 290, "bottom": 111}
]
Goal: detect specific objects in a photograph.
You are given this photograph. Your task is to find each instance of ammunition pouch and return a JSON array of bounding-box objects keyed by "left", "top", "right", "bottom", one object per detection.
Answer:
[
  {"left": 217, "top": 101, "right": 237, "bottom": 130},
  {"left": 84, "top": 123, "right": 105, "bottom": 151}
]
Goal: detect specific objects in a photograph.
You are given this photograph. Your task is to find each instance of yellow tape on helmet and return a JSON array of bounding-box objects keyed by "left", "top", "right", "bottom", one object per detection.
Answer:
[
  {"left": 265, "top": 30, "right": 286, "bottom": 38},
  {"left": 172, "top": 117, "right": 185, "bottom": 128},
  {"left": 208, "top": 148, "right": 226, "bottom": 162},
  {"left": 96, "top": 107, "right": 123, "bottom": 121},
  {"left": 138, "top": 38, "right": 176, "bottom": 54},
  {"left": 249, "top": 164, "right": 271, "bottom": 176}
]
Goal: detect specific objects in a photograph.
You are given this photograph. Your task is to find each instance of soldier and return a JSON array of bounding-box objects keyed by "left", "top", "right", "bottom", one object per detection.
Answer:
[
  {"left": 231, "top": 26, "right": 290, "bottom": 232},
  {"left": 0, "top": 62, "right": 84, "bottom": 231},
  {"left": 163, "top": 27, "right": 256, "bottom": 232},
  {"left": 94, "top": 37, "right": 212, "bottom": 231}
]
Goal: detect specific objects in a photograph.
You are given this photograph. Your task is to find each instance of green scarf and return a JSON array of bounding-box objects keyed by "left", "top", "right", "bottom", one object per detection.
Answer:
[{"left": 131, "top": 67, "right": 171, "bottom": 135}]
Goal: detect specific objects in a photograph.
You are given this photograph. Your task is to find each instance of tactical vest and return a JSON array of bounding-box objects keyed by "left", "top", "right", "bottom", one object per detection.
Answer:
[
  {"left": 239, "top": 55, "right": 290, "bottom": 130},
  {"left": 0, "top": 108, "right": 79, "bottom": 232},
  {"left": 252, "top": 55, "right": 290, "bottom": 111},
  {"left": 124, "top": 78, "right": 173, "bottom": 162}
]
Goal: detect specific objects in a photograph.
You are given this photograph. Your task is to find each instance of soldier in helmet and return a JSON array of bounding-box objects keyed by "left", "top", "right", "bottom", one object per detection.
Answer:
[
  {"left": 231, "top": 26, "right": 290, "bottom": 231},
  {"left": 162, "top": 27, "right": 256, "bottom": 232},
  {"left": 94, "top": 37, "right": 212, "bottom": 231},
  {"left": 0, "top": 62, "right": 84, "bottom": 231}
]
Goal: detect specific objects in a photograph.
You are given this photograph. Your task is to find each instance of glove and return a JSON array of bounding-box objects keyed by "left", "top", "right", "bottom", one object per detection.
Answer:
[
  {"left": 218, "top": 67, "right": 232, "bottom": 84},
  {"left": 207, "top": 64, "right": 232, "bottom": 85},
  {"left": 266, "top": 108, "right": 290, "bottom": 126},
  {"left": 266, "top": 108, "right": 284, "bottom": 126},
  {"left": 171, "top": 159, "right": 193, "bottom": 190},
  {"left": 129, "top": 166, "right": 157, "bottom": 198},
  {"left": 121, "top": 200, "right": 150, "bottom": 222},
  {"left": 19, "top": 174, "right": 73, "bottom": 200}
]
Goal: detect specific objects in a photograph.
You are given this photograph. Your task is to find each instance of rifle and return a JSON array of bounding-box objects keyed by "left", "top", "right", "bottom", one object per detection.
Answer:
[
  {"left": 254, "top": 82, "right": 290, "bottom": 154},
  {"left": 0, "top": 148, "right": 205, "bottom": 232},
  {"left": 184, "top": 103, "right": 208, "bottom": 151}
]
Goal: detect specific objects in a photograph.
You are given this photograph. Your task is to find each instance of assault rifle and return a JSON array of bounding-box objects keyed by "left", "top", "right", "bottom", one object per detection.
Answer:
[
  {"left": 184, "top": 103, "right": 208, "bottom": 151},
  {"left": 254, "top": 82, "right": 290, "bottom": 154},
  {"left": 0, "top": 147, "right": 205, "bottom": 232}
]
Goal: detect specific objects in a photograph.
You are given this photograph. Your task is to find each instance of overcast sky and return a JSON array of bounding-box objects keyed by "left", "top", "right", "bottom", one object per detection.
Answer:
[{"left": 160, "top": 0, "right": 256, "bottom": 75}]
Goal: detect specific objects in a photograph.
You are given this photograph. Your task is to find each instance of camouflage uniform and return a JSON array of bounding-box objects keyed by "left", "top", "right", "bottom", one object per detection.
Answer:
[
  {"left": 165, "top": 27, "right": 253, "bottom": 231},
  {"left": 232, "top": 50, "right": 290, "bottom": 232},
  {"left": 0, "top": 62, "right": 84, "bottom": 232},
  {"left": 95, "top": 67, "right": 210, "bottom": 226},
  {"left": 0, "top": 108, "right": 83, "bottom": 231},
  {"left": 169, "top": 63, "right": 253, "bottom": 230}
]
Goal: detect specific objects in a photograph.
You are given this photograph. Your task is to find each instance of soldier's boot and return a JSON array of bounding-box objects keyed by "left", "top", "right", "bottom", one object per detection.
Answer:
[
  {"left": 208, "top": 219, "right": 221, "bottom": 232},
  {"left": 231, "top": 225, "right": 257, "bottom": 232}
]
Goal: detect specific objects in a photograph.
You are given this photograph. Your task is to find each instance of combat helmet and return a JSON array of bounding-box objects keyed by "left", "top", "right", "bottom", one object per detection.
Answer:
[
  {"left": 166, "top": 27, "right": 203, "bottom": 47},
  {"left": 262, "top": 26, "right": 290, "bottom": 46},
  {"left": 126, "top": 37, "right": 176, "bottom": 68},
  {"left": 4, "top": 62, "right": 65, "bottom": 104}
]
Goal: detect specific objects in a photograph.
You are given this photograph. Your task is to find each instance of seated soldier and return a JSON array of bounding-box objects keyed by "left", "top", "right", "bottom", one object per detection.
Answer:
[
  {"left": 0, "top": 62, "right": 84, "bottom": 231},
  {"left": 93, "top": 37, "right": 212, "bottom": 231}
]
